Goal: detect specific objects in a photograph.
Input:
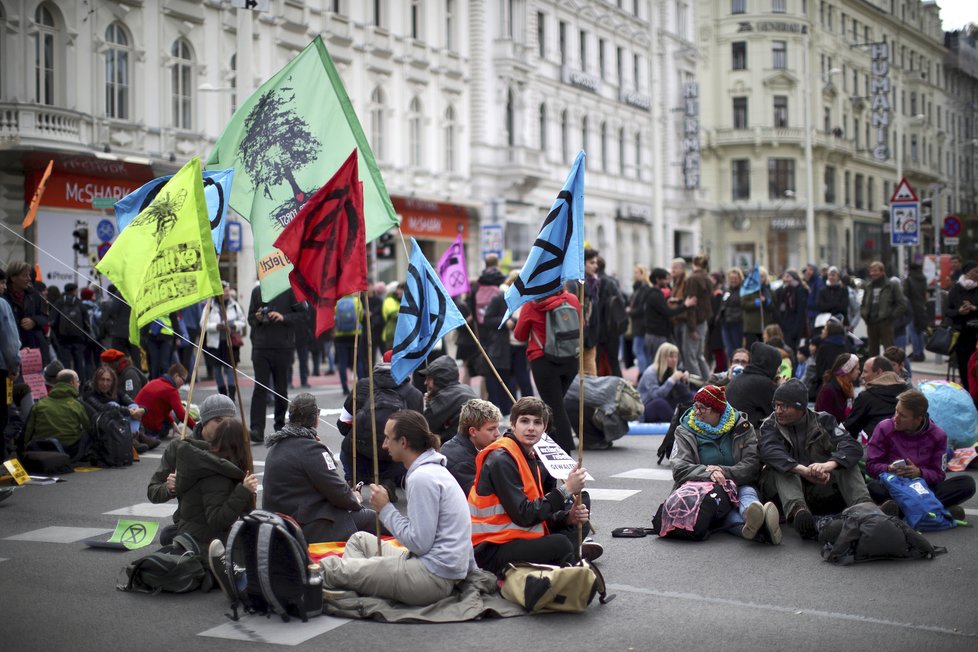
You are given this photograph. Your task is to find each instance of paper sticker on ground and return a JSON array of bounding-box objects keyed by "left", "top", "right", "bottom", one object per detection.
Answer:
[{"left": 199, "top": 614, "right": 349, "bottom": 645}]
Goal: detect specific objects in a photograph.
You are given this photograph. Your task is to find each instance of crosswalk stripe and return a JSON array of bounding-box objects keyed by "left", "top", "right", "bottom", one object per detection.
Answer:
[
  {"left": 611, "top": 468, "right": 675, "bottom": 482},
  {"left": 198, "top": 613, "right": 349, "bottom": 644}
]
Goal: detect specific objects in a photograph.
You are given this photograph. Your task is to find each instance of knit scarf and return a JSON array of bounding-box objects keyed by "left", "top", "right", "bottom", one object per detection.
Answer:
[
  {"left": 685, "top": 402, "right": 738, "bottom": 437},
  {"left": 265, "top": 422, "right": 319, "bottom": 448}
]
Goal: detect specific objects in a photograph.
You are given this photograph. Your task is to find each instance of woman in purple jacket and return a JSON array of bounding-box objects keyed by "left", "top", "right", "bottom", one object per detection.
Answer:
[{"left": 865, "top": 389, "right": 975, "bottom": 515}]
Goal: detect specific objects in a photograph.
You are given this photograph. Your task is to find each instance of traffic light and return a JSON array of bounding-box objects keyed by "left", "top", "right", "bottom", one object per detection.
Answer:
[
  {"left": 376, "top": 231, "right": 395, "bottom": 260},
  {"left": 72, "top": 225, "right": 89, "bottom": 254}
]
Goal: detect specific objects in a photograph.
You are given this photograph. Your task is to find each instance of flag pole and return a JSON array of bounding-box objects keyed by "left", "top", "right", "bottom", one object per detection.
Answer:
[
  {"left": 351, "top": 310, "right": 360, "bottom": 490},
  {"left": 464, "top": 322, "right": 516, "bottom": 404},
  {"left": 217, "top": 291, "right": 254, "bottom": 479},
  {"left": 362, "top": 289, "right": 383, "bottom": 555},
  {"left": 576, "top": 281, "right": 585, "bottom": 549},
  {"left": 179, "top": 299, "right": 212, "bottom": 440}
]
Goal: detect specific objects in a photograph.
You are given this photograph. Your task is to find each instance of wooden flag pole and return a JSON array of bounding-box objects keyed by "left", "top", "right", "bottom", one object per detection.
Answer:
[
  {"left": 362, "top": 289, "right": 383, "bottom": 556},
  {"left": 464, "top": 321, "right": 516, "bottom": 405},
  {"left": 350, "top": 312, "right": 361, "bottom": 490},
  {"left": 217, "top": 291, "right": 254, "bottom": 480},
  {"left": 576, "top": 282, "right": 586, "bottom": 549},
  {"left": 180, "top": 299, "right": 212, "bottom": 440}
]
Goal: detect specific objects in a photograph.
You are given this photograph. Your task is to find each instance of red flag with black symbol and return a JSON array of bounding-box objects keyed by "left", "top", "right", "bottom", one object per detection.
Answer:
[{"left": 273, "top": 149, "right": 367, "bottom": 336}]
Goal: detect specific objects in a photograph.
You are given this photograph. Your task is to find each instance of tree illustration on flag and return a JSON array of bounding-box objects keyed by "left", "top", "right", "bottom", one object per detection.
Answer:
[
  {"left": 390, "top": 238, "right": 466, "bottom": 384},
  {"left": 499, "top": 150, "right": 585, "bottom": 325},
  {"left": 273, "top": 150, "right": 367, "bottom": 336}
]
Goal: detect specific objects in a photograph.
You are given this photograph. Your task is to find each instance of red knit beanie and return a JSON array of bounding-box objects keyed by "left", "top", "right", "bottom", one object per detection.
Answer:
[{"left": 693, "top": 385, "right": 727, "bottom": 413}]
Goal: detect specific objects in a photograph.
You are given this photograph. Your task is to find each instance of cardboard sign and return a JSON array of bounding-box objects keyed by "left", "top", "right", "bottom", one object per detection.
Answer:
[
  {"left": 3, "top": 459, "right": 30, "bottom": 485},
  {"left": 533, "top": 434, "right": 595, "bottom": 481},
  {"left": 85, "top": 519, "right": 159, "bottom": 550},
  {"left": 19, "top": 347, "right": 47, "bottom": 399}
]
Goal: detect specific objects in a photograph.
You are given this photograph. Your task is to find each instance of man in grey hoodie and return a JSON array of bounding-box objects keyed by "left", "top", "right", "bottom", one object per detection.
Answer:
[{"left": 319, "top": 409, "right": 476, "bottom": 606}]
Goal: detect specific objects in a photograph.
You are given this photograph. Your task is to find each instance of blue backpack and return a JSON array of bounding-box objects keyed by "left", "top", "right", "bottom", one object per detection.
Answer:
[
  {"left": 334, "top": 296, "right": 358, "bottom": 333},
  {"left": 880, "top": 472, "right": 957, "bottom": 531}
]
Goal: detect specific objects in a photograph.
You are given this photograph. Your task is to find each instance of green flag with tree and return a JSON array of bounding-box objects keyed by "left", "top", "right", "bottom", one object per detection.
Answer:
[
  {"left": 96, "top": 157, "right": 223, "bottom": 344},
  {"left": 206, "top": 36, "right": 398, "bottom": 300}
]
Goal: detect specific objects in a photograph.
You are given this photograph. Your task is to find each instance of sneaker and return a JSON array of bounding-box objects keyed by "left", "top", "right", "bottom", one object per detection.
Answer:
[
  {"left": 208, "top": 539, "right": 234, "bottom": 600},
  {"left": 133, "top": 441, "right": 149, "bottom": 454},
  {"left": 741, "top": 502, "right": 765, "bottom": 541},
  {"left": 791, "top": 508, "right": 817, "bottom": 540},
  {"left": 580, "top": 537, "right": 604, "bottom": 563},
  {"left": 947, "top": 505, "right": 966, "bottom": 521},
  {"left": 880, "top": 500, "right": 901, "bottom": 518},
  {"left": 762, "top": 502, "right": 783, "bottom": 545}
]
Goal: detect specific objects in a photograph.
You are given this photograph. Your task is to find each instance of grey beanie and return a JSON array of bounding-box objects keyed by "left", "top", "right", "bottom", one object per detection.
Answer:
[
  {"left": 288, "top": 393, "right": 319, "bottom": 426},
  {"left": 44, "top": 360, "right": 64, "bottom": 386},
  {"left": 199, "top": 394, "right": 237, "bottom": 423},
  {"left": 773, "top": 378, "right": 808, "bottom": 410}
]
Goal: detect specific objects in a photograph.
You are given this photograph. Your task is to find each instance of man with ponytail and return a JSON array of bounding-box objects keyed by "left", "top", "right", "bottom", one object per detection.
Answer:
[{"left": 318, "top": 410, "right": 476, "bottom": 606}]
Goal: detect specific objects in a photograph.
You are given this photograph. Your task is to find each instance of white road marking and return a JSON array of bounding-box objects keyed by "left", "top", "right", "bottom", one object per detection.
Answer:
[
  {"left": 964, "top": 508, "right": 978, "bottom": 517},
  {"left": 198, "top": 614, "right": 349, "bottom": 645},
  {"left": 104, "top": 502, "right": 178, "bottom": 518},
  {"left": 586, "top": 488, "right": 642, "bottom": 501},
  {"left": 4, "top": 526, "right": 112, "bottom": 543},
  {"left": 611, "top": 468, "right": 675, "bottom": 482},
  {"left": 608, "top": 583, "right": 976, "bottom": 639}
]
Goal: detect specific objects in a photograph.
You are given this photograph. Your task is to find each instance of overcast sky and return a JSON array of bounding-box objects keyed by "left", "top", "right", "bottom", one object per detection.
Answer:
[{"left": 939, "top": 0, "right": 977, "bottom": 31}]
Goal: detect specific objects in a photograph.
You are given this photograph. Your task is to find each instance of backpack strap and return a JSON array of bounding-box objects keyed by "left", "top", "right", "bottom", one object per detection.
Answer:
[
  {"left": 256, "top": 522, "right": 289, "bottom": 617},
  {"left": 224, "top": 517, "right": 248, "bottom": 605}
]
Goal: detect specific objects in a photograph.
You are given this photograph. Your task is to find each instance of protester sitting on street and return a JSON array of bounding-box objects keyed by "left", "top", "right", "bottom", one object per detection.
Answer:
[
  {"left": 670, "top": 385, "right": 781, "bottom": 544},
  {"left": 420, "top": 355, "right": 477, "bottom": 440},
  {"left": 442, "top": 399, "right": 502, "bottom": 495},
  {"left": 43, "top": 360, "right": 64, "bottom": 392},
  {"left": 725, "top": 341, "right": 782, "bottom": 428},
  {"left": 843, "top": 357, "right": 905, "bottom": 441},
  {"left": 80, "top": 365, "right": 149, "bottom": 452},
  {"left": 759, "top": 379, "right": 871, "bottom": 539},
  {"left": 882, "top": 346, "right": 912, "bottom": 386},
  {"left": 263, "top": 394, "right": 376, "bottom": 543},
  {"left": 20, "top": 369, "right": 91, "bottom": 461},
  {"left": 318, "top": 409, "right": 477, "bottom": 606},
  {"left": 468, "top": 397, "right": 599, "bottom": 575},
  {"left": 337, "top": 353, "right": 423, "bottom": 501},
  {"left": 865, "top": 389, "right": 976, "bottom": 519},
  {"left": 134, "top": 363, "right": 195, "bottom": 444},
  {"left": 638, "top": 343, "right": 693, "bottom": 422},
  {"left": 815, "top": 353, "right": 859, "bottom": 424},
  {"left": 100, "top": 348, "right": 148, "bottom": 398},
  {"left": 147, "top": 394, "right": 238, "bottom": 545},
  {"left": 174, "top": 418, "right": 258, "bottom": 546}
]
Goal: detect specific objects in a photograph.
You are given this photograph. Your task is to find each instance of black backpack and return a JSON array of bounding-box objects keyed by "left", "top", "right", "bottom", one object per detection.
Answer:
[
  {"left": 224, "top": 510, "right": 322, "bottom": 622},
  {"left": 92, "top": 409, "right": 134, "bottom": 467},
  {"left": 820, "top": 503, "right": 948, "bottom": 565},
  {"left": 57, "top": 297, "right": 88, "bottom": 338},
  {"left": 118, "top": 533, "right": 213, "bottom": 594}
]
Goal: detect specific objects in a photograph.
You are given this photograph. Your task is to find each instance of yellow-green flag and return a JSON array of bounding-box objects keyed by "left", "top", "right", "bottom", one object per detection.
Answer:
[{"left": 96, "top": 157, "right": 222, "bottom": 344}]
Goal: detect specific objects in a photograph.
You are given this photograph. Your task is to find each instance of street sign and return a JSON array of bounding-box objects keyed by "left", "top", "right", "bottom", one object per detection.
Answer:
[
  {"left": 96, "top": 219, "right": 115, "bottom": 242},
  {"left": 96, "top": 241, "right": 111, "bottom": 260},
  {"left": 890, "top": 178, "right": 918, "bottom": 203},
  {"left": 481, "top": 224, "right": 503, "bottom": 260},
  {"left": 91, "top": 197, "right": 117, "bottom": 209},
  {"left": 945, "top": 237, "right": 960, "bottom": 246},
  {"left": 942, "top": 215, "right": 961, "bottom": 238},
  {"left": 225, "top": 221, "right": 242, "bottom": 253},
  {"left": 890, "top": 203, "right": 919, "bottom": 246}
]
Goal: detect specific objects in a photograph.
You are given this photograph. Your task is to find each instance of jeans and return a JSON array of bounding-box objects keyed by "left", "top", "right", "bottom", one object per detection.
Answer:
[
  {"left": 644, "top": 334, "right": 669, "bottom": 367},
  {"left": 722, "top": 484, "right": 760, "bottom": 530},
  {"left": 295, "top": 342, "right": 310, "bottom": 386},
  {"left": 721, "top": 322, "right": 744, "bottom": 361},
  {"left": 632, "top": 335, "right": 650, "bottom": 373},
  {"left": 680, "top": 321, "right": 712, "bottom": 380},
  {"left": 145, "top": 337, "right": 173, "bottom": 379},
  {"left": 907, "top": 321, "right": 926, "bottom": 356}
]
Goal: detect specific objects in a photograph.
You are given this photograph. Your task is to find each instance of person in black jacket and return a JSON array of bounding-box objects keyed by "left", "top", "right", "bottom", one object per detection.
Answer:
[
  {"left": 3, "top": 261, "right": 50, "bottom": 363},
  {"left": 725, "top": 341, "right": 781, "bottom": 428},
  {"left": 264, "top": 394, "right": 377, "bottom": 542},
  {"left": 643, "top": 268, "right": 697, "bottom": 362},
  {"left": 811, "top": 319, "right": 849, "bottom": 400},
  {"left": 247, "top": 286, "right": 303, "bottom": 443},
  {"left": 843, "top": 357, "right": 906, "bottom": 440},
  {"left": 815, "top": 267, "right": 849, "bottom": 324},
  {"left": 441, "top": 399, "right": 502, "bottom": 495},
  {"left": 946, "top": 262, "right": 978, "bottom": 393},
  {"left": 420, "top": 355, "right": 477, "bottom": 440}
]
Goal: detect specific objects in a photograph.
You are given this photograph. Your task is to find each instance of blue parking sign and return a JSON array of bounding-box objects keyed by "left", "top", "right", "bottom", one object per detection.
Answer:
[{"left": 96, "top": 219, "right": 115, "bottom": 243}]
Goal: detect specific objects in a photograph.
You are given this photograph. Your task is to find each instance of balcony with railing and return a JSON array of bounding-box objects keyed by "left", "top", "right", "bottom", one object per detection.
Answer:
[{"left": 0, "top": 103, "right": 92, "bottom": 150}]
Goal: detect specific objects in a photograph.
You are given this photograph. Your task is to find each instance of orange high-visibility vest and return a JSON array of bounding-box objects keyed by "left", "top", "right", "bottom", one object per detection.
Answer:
[{"left": 468, "top": 436, "right": 548, "bottom": 545}]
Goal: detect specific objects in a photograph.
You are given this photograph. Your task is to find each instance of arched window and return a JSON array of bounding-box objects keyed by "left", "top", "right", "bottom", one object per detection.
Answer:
[
  {"left": 370, "top": 87, "right": 386, "bottom": 160},
  {"left": 105, "top": 22, "right": 130, "bottom": 119},
  {"left": 171, "top": 39, "right": 194, "bottom": 129},
  {"left": 444, "top": 104, "right": 457, "bottom": 172},
  {"left": 561, "top": 110, "right": 569, "bottom": 162},
  {"left": 408, "top": 96, "right": 423, "bottom": 167},
  {"left": 34, "top": 4, "right": 58, "bottom": 105},
  {"left": 505, "top": 89, "right": 515, "bottom": 147},
  {"left": 538, "top": 103, "right": 547, "bottom": 153}
]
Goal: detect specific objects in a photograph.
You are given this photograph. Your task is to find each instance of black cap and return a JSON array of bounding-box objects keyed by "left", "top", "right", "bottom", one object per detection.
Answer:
[{"left": 773, "top": 378, "right": 807, "bottom": 410}]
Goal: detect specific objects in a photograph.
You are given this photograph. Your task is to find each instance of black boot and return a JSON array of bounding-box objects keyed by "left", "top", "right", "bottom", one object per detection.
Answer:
[
  {"left": 217, "top": 385, "right": 227, "bottom": 396},
  {"left": 228, "top": 385, "right": 236, "bottom": 402}
]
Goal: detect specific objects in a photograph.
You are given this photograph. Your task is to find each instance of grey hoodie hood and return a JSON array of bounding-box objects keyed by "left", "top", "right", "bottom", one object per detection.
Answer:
[
  {"left": 407, "top": 447, "right": 447, "bottom": 478},
  {"left": 421, "top": 355, "right": 460, "bottom": 389}
]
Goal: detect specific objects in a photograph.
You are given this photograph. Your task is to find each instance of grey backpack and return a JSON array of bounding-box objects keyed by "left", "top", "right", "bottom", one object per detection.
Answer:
[{"left": 533, "top": 300, "right": 581, "bottom": 361}]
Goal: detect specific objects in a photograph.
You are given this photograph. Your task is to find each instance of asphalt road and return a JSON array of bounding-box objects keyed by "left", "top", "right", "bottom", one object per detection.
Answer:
[{"left": 2, "top": 377, "right": 977, "bottom": 651}]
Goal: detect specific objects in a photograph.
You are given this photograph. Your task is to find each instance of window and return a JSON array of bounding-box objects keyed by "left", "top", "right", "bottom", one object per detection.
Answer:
[
  {"left": 229, "top": 53, "right": 237, "bottom": 115},
  {"left": 844, "top": 171, "right": 851, "bottom": 205},
  {"left": 635, "top": 132, "right": 642, "bottom": 179},
  {"left": 619, "top": 127, "right": 626, "bottom": 174},
  {"left": 733, "top": 97, "right": 748, "bottom": 129},
  {"left": 732, "top": 0, "right": 746, "bottom": 14},
  {"left": 768, "top": 158, "right": 795, "bottom": 199},
  {"left": 824, "top": 165, "right": 836, "bottom": 203},
  {"left": 732, "top": 159, "right": 750, "bottom": 200},
  {"left": 867, "top": 177, "right": 874, "bottom": 211},
  {"left": 536, "top": 12, "right": 545, "bottom": 58},
  {"left": 678, "top": 3, "right": 688, "bottom": 38},
  {"left": 579, "top": 30, "right": 587, "bottom": 71},
  {"left": 854, "top": 117, "right": 860, "bottom": 148},
  {"left": 854, "top": 174, "right": 864, "bottom": 209},
  {"left": 910, "top": 92, "right": 916, "bottom": 116},
  {"left": 823, "top": 106, "right": 830, "bottom": 133},
  {"left": 561, "top": 110, "right": 569, "bottom": 162},
  {"left": 506, "top": 90, "right": 515, "bottom": 147},
  {"left": 446, "top": 0, "right": 456, "bottom": 51},
  {"left": 772, "top": 41, "right": 787, "bottom": 69},
  {"left": 105, "top": 23, "right": 130, "bottom": 120},
  {"left": 539, "top": 103, "right": 547, "bottom": 152},
  {"left": 410, "top": 0, "right": 421, "bottom": 39},
  {"left": 732, "top": 42, "right": 747, "bottom": 70},
  {"left": 910, "top": 134, "right": 918, "bottom": 162},
  {"left": 581, "top": 116, "right": 589, "bottom": 153},
  {"left": 408, "top": 97, "right": 423, "bottom": 167},
  {"left": 773, "top": 95, "right": 788, "bottom": 128},
  {"left": 444, "top": 105, "right": 456, "bottom": 172},
  {"left": 171, "top": 39, "right": 194, "bottom": 129},
  {"left": 772, "top": 0, "right": 786, "bottom": 13},
  {"left": 617, "top": 46, "right": 624, "bottom": 83},
  {"left": 373, "top": 0, "right": 383, "bottom": 27},
  {"left": 559, "top": 21, "right": 567, "bottom": 65},
  {"left": 598, "top": 38, "right": 606, "bottom": 78},
  {"left": 370, "top": 87, "right": 386, "bottom": 160},
  {"left": 633, "top": 54, "right": 641, "bottom": 90},
  {"left": 34, "top": 4, "right": 57, "bottom": 105},
  {"left": 600, "top": 122, "right": 608, "bottom": 171}
]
